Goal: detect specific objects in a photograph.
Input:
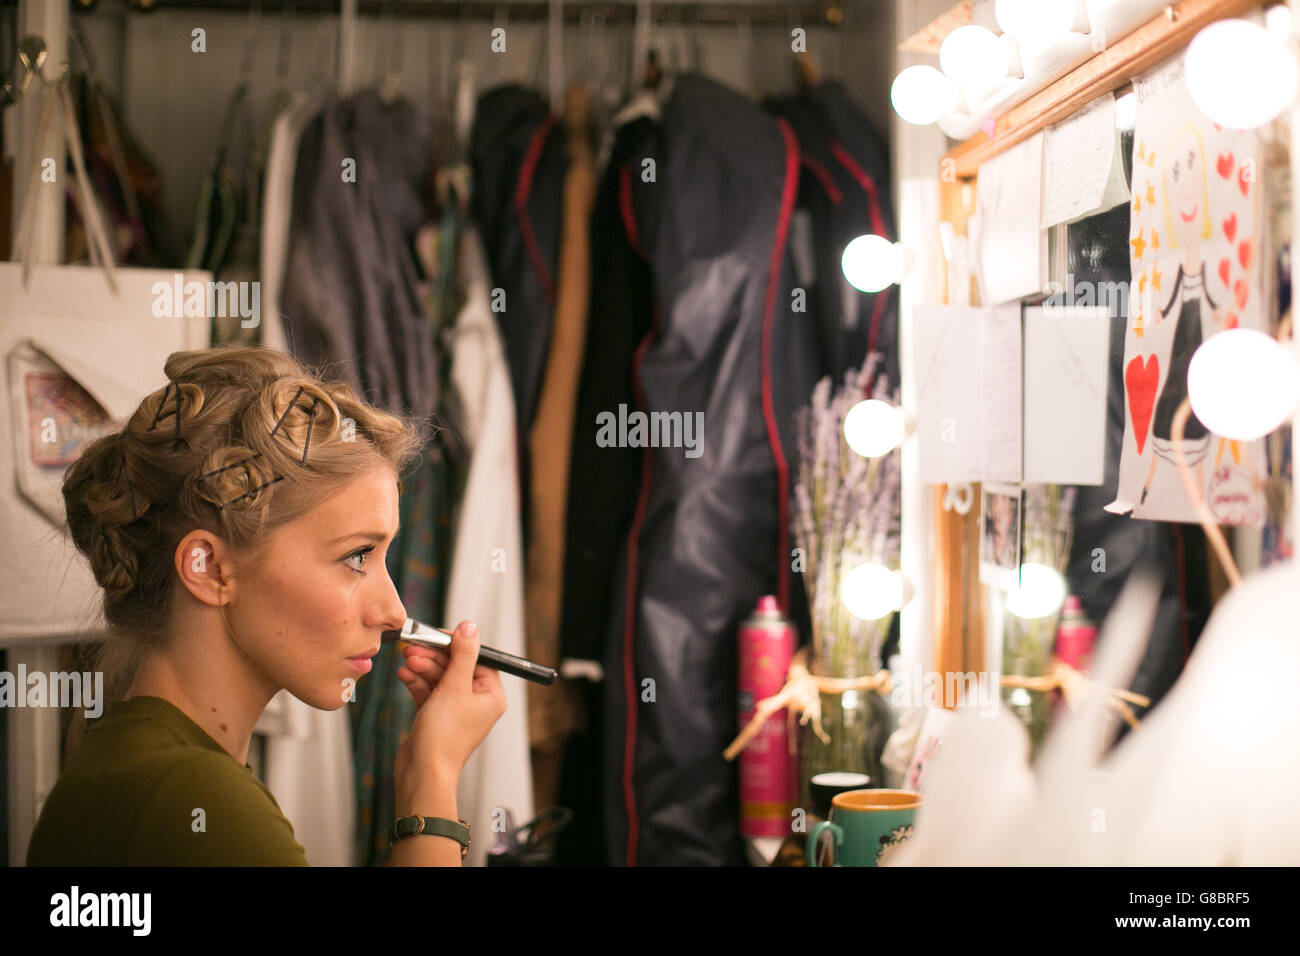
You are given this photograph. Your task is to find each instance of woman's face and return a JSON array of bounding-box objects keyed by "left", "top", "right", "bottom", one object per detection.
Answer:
[
  {"left": 1165, "top": 127, "right": 1205, "bottom": 250},
  {"left": 222, "top": 463, "right": 407, "bottom": 710}
]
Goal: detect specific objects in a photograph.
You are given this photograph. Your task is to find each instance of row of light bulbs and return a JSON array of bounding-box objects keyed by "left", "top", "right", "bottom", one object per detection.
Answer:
[{"left": 892, "top": 5, "right": 1298, "bottom": 135}]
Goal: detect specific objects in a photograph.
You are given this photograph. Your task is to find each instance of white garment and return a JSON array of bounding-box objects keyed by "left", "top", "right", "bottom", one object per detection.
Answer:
[
  {"left": 446, "top": 226, "right": 535, "bottom": 865},
  {"left": 250, "top": 95, "right": 357, "bottom": 867},
  {"left": 893, "top": 562, "right": 1300, "bottom": 866},
  {"left": 259, "top": 93, "right": 319, "bottom": 357}
]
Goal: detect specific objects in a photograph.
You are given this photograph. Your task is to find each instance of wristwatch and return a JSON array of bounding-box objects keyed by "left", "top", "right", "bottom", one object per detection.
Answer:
[{"left": 390, "top": 815, "right": 471, "bottom": 859}]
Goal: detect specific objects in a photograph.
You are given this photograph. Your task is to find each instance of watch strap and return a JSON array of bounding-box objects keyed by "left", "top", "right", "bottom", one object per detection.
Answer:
[{"left": 390, "top": 815, "right": 471, "bottom": 859}]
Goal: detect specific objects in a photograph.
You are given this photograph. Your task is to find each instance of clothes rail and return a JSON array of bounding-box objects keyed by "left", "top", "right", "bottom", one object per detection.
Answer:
[{"left": 118, "top": 0, "right": 847, "bottom": 27}]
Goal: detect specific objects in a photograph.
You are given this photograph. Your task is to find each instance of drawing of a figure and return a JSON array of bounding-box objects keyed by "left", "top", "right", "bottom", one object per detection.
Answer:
[{"left": 1140, "top": 123, "right": 1221, "bottom": 506}]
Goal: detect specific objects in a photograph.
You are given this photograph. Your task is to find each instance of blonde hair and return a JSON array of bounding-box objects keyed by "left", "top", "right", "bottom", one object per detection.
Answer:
[
  {"left": 60, "top": 345, "right": 429, "bottom": 754},
  {"left": 1161, "top": 122, "right": 1215, "bottom": 248}
]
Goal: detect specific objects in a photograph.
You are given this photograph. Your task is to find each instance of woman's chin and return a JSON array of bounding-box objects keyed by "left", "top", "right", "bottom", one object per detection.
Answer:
[{"left": 284, "top": 680, "right": 356, "bottom": 711}]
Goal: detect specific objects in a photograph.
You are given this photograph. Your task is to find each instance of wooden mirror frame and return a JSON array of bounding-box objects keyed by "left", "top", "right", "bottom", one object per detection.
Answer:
[{"left": 931, "top": 0, "right": 1267, "bottom": 687}]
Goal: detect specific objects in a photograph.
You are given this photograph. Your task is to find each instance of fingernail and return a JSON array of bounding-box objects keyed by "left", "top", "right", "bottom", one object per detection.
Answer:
[{"left": 464, "top": 621, "right": 478, "bottom": 636}]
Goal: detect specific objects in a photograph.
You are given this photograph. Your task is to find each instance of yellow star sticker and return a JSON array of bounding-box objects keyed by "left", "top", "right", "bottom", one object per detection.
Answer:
[
  {"left": 1146, "top": 181, "right": 1156, "bottom": 205},
  {"left": 1147, "top": 149, "right": 1156, "bottom": 168},
  {"left": 1138, "top": 270, "right": 1148, "bottom": 293},
  {"left": 1134, "top": 193, "right": 1143, "bottom": 213},
  {"left": 1137, "top": 141, "right": 1146, "bottom": 163},
  {"left": 1130, "top": 227, "right": 1146, "bottom": 259},
  {"left": 1152, "top": 264, "right": 1162, "bottom": 292},
  {"left": 1151, "top": 229, "right": 1160, "bottom": 249}
]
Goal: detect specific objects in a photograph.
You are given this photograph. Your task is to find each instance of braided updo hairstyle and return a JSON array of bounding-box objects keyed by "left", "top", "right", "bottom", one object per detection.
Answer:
[{"left": 61, "top": 345, "right": 429, "bottom": 751}]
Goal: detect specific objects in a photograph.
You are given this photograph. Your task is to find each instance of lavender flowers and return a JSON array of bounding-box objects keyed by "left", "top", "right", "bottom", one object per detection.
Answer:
[{"left": 793, "top": 351, "right": 903, "bottom": 678}]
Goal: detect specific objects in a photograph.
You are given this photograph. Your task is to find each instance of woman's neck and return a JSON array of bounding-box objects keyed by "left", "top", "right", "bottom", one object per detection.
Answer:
[{"left": 125, "top": 617, "right": 277, "bottom": 767}]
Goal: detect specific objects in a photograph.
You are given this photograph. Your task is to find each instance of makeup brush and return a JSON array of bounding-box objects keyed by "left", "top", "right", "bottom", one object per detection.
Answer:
[{"left": 381, "top": 618, "right": 557, "bottom": 685}]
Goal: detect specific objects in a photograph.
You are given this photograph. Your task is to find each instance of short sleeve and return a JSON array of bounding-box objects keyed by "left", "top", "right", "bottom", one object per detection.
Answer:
[{"left": 125, "top": 751, "right": 311, "bottom": 866}]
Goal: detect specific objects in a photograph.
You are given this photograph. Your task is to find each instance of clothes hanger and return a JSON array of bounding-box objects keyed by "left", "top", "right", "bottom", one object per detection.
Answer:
[
  {"left": 689, "top": 6, "right": 704, "bottom": 75},
  {"left": 266, "top": 4, "right": 294, "bottom": 121},
  {"left": 794, "top": 52, "right": 822, "bottom": 93},
  {"left": 377, "top": 0, "right": 403, "bottom": 104},
  {"left": 186, "top": 19, "right": 254, "bottom": 271}
]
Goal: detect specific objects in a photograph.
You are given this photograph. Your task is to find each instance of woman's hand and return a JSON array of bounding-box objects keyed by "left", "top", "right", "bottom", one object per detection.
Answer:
[{"left": 393, "top": 620, "right": 508, "bottom": 811}]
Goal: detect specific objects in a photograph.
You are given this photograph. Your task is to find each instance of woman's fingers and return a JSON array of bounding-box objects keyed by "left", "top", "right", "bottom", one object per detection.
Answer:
[
  {"left": 401, "top": 643, "right": 449, "bottom": 664},
  {"left": 397, "top": 666, "right": 431, "bottom": 707},
  {"left": 405, "top": 655, "right": 448, "bottom": 684}
]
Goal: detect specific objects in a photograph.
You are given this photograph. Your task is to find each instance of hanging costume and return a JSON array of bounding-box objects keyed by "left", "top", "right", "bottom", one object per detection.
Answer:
[
  {"left": 599, "top": 75, "right": 822, "bottom": 866},
  {"left": 277, "top": 91, "right": 461, "bottom": 865},
  {"left": 764, "top": 80, "right": 899, "bottom": 390},
  {"left": 444, "top": 223, "right": 536, "bottom": 865}
]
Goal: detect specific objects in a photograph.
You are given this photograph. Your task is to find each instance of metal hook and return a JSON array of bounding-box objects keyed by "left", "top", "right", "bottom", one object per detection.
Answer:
[
  {"left": 238, "top": 2, "right": 263, "bottom": 83},
  {"left": 943, "top": 483, "right": 974, "bottom": 516}
]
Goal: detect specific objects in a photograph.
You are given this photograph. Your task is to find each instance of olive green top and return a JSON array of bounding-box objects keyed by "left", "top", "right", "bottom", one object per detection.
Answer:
[{"left": 26, "top": 695, "right": 310, "bottom": 866}]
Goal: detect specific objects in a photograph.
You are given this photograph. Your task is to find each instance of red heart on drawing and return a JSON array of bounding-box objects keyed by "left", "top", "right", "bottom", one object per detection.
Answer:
[
  {"left": 1225, "top": 313, "right": 1239, "bottom": 329},
  {"left": 1126, "top": 355, "right": 1160, "bottom": 456},
  {"left": 1219, "top": 258, "right": 1232, "bottom": 287},
  {"left": 1235, "top": 279, "right": 1249, "bottom": 309},
  {"left": 1223, "top": 213, "right": 1237, "bottom": 242},
  {"left": 1216, "top": 152, "right": 1235, "bottom": 178},
  {"left": 1239, "top": 238, "right": 1252, "bottom": 270},
  {"left": 1239, "top": 164, "right": 1251, "bottom": 196}
]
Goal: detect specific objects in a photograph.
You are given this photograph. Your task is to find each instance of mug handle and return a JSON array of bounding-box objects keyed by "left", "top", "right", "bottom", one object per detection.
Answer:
[{"left": 805, "top": 820, "right": 843, "bottom": 867}]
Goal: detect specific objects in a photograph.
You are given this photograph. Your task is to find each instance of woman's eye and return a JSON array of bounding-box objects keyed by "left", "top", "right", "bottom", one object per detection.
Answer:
[{"left": 343, "top": 546, "right": 375, "bottom": 576}]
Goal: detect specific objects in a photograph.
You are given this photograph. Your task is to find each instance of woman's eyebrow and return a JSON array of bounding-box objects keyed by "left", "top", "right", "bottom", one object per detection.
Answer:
[{"left": 327, "top": 530, "right": 396, "bottom": 545}]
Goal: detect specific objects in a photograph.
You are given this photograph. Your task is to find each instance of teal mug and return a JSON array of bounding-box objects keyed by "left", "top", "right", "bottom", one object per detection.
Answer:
[{"left": 805, "top": 789, "right": 921, "bottom": 867}]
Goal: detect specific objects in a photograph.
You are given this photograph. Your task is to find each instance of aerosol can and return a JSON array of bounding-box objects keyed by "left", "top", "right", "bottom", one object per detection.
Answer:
[{"left": 738, "top": 596, "right": 797, "bottom": 838}]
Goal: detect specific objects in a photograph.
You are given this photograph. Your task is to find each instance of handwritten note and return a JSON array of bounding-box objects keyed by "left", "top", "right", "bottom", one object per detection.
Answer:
[
  {"left": 1041, "top": 94, "right": 1131, "bottom": 228},
  {"left": 915, "top": 304, "right": 1023, "bottom": 484},
  {"left": 975, "top": 132, "right": 1047, "bottom": 306},
  {"left": 979, "top": 306, "right": 1023, "bottom": 483},
  {"left": 1023, "top": 306, "right": 1111, "bottom": 484}
]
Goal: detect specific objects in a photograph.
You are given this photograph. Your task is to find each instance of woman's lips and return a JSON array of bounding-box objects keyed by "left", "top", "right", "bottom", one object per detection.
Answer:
[
  {"left": 346, "top": 656, "right": 374, "bottom": 674},
  {"left": 1180, "top": 204, "right": 1197, "bottom": 223}
]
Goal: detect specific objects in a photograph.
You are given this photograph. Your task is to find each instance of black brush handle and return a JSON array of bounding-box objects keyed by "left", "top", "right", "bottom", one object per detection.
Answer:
[{"left": 381, "top": 628, "right": 557, "bottom": 686}]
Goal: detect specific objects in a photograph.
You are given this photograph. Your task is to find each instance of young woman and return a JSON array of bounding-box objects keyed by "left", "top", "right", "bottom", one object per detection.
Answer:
[{"left": 26, "top": 345, "right": 506, "bottom": 866}]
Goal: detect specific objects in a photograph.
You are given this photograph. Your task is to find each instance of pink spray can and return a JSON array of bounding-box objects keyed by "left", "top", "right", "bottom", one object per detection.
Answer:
[
  {"left": 738, "top": 595, "right": 797, "bottom": 838},
  {"left": 1053, "top": 596, "right": 1097, "bottom": 718}
]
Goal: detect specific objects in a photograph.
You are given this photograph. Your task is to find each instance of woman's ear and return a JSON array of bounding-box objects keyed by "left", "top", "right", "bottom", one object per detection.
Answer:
[{"left": 174, "top": 530, "right": 235, "bottom": 607}]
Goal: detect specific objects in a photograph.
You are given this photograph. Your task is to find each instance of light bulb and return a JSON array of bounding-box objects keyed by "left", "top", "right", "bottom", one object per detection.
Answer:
[
  {"left": 1186, "top": 19, "right": 1298, "bottom": 130},
  {"left": 938, "top": 109, "right": 982, "bottom": 141},
  {"left": 940, "top": 25, "right": 1009, "bottom": 90},
  {"left": 995, "top": 0, "right": 1081, "bottom": 45},
  {"left": 1266, "top": 4, "right": 1291, "bottom": 43},
  {"left": 1005, "top": 563, "right": 1067, "bottom": 619},
  {"left": 890, "top": 65, "right": 958, "bottom": 126},
  {"left": 844, "top": 400, "right": 905, "bottom": 458},
  {"left": 841, "top": 234, "right": 902, "bottom": 293},
  {"left": 1188, "top": 329, "right": 1300, "bottom": 441},
  {"left": 841, "top": 563, "right": 903, "bottom": 621}
]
